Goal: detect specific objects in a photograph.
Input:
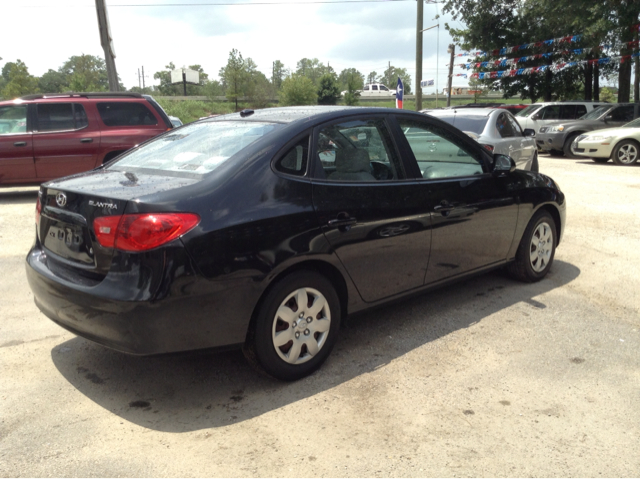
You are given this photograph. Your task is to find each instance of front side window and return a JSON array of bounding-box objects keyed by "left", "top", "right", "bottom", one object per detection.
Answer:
[
  {"left": 363, "top": 85, "right": 370, "bottom": 91},
  {"left": 507, "top": 114, "right": 523, "bottom": 135},
  {"left": 108, "top": 120, "right": 281, "bottom": 175},
  {"left": 582, "top": 105, "right": 611, "bottom": 120},
  {"left": 609, "top": 106, "right": 634, "bottom": 122},
  {"left": 397, "top": 119, "right": 484, "bottom": 179},
  {"left": 97, "top": 102, "right": 158, "bottom": 127},
  {"left": 380, "top": 85, "right": 389, "bottom": 91},
  {"left": 0, "top": 105, "right": 27, "bottom": 134},
  {"left": 37, "top": 103, "right": 74, "bottom": 132},
  {"left": 316, "top": 118, "right": 400, "bottom": 181}
]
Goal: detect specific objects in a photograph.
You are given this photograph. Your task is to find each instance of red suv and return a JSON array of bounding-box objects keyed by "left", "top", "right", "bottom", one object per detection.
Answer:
[{"left": 0, "top": 92, "right": 173, "bottom": 186}]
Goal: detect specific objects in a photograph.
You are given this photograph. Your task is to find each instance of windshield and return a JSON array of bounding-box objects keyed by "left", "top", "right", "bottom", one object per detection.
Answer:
[
  {"left": 623, "top": 117, "right": 640, "bottom": 128},
  {"left": 434, "top": 115, "right": 489, "bottom": 135},
  {"left": 580, "top": 105, "right": 612, "bottom": 120},
  {"left": 107, "top": 120, "right": 281, "bottom": 175},
  {"left": 516, "top": 105, "right": 541, "bottom": 117}
]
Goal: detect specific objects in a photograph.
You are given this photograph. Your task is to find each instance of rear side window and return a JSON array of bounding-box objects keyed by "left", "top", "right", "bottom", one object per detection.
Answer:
[
  {"left": 274, "top": 137, "right": 309, "bottom": 176},
  {"left": 36, "top": 103, "right": 88, "bottom": 132},
  {"left": 97, "top": 102, "right": 158, "bottom": 127}
]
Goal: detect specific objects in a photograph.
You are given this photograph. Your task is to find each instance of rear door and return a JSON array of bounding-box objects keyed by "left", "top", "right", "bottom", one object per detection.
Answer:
[
  {"left": 311, "top": 115, "right": 433, "bottom": 303},
  {"left": 0, "top": 104, "right": 35, "bottom": 183},
  {"left": 33, "top": 102, "right": 101, "bottom": 180}
]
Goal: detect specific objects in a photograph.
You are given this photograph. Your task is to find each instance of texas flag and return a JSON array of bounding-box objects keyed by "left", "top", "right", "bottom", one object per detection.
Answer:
[{"left": 396, "top": 77, "right": 404, "bottom": 109}]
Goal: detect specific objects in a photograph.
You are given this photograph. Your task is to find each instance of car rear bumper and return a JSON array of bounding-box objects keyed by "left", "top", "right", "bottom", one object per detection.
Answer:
[{"left": 25, "top": 247, "right": 252, "bottom": 355}]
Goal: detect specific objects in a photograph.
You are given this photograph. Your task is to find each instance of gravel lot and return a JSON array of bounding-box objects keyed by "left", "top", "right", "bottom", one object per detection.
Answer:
[{"left": 1, "top": 153, "right": 639, "bottom": 477}]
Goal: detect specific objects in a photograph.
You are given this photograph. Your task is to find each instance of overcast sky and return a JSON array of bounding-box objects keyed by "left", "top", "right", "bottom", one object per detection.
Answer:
[{"left": 3, "top": 0, "right": 467, "bottom": 93}]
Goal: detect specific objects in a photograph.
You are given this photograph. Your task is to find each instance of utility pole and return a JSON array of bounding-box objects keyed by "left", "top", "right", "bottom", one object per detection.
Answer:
[
  {"left": 142, "top": 66, "right": 146, "bottom": 89},
  {"left": 415, "top": 0, "right": 424, "bottom": 111},
  {"left": 138, "top": 68, "right": 141, "bottom": 89},
  {"left": 388, "top": 61, "right": 391, "bottom": 88},
  {"left": 446, "top": 44, "right": 455, "bottom": 107},
  {"left": 95, "top": 0, "right": 119, "bottom": 92}
]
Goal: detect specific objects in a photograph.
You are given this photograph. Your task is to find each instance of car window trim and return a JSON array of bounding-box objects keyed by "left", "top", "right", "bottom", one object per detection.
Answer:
[
  {"left": 309, "top": 113, "right": 407, "bottom": 183},
  {"left": 270, "top": 130, "right": 313, "bottom": 180}
]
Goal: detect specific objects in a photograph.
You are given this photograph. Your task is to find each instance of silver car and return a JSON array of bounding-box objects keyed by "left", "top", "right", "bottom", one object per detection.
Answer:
[{"left": 423, "top": 108, "right": 539, "bottom": 172}]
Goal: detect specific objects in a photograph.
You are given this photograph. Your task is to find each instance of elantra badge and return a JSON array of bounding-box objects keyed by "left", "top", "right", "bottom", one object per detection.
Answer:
[
  {"left": 55, "top": 193, "right": 67, "bottom": 207},
  {"left": 88, "top": 200, "right": 117, "bottom": 210}
]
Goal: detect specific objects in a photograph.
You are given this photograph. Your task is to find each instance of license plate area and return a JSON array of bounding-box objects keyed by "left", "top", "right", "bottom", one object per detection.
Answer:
[{"left": 43, "top": 221, "right": 94, "bottom": 265}]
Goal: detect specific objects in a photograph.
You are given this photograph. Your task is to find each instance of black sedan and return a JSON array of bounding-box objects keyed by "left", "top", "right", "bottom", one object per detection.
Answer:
[{"left": 26, "top": 106, "right": 566, "bottom": 381}]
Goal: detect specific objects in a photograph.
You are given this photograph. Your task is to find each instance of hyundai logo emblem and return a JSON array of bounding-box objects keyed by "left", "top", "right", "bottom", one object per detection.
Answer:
[{"left": 55, "top": 192, "right": 67, "bottom": 207}]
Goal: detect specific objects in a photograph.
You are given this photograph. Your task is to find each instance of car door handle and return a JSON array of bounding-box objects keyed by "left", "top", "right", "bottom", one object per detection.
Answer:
[
  {"left": 13, "top": 141, "right": 27, "bottom": 147},
  {"left": 433, "top": 201, "right": 456, "bottom": 215},
  {"left": 328, "top": 216, "right": 357, "bottom": 227},
  {"left": 80, "top": 138, "right": 93, "bottom": 143}
]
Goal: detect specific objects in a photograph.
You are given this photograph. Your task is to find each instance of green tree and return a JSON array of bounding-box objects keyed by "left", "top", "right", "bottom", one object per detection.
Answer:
[
  {"left": 244, "top": 59, "right": 272, "bottom": 108},
  {"left": 296, "top": 58, "right": 332, "bottom": 86},
  {"left": 219, "top": 49, "right": 249, "bottom": 110},
  {"left": 338, "top": 68, "right": 364, "bottom": 91},
  {"left": 271, "top": 60, "right": 288, "bottom": 90},
  {"left": 317, "top": 73, "right": 341, "bottom": 105},
  {"left": 599, "top": 86, "right": 616, "bottom": 102},
  {"left": 1, "top": 60, "right": 39, "bottom": 99},
  {"left": 382, "top": 65, "right": 413, "bottom": 94},
  {"left": 467, "top": 76, "right": 487, "bottom": 102},
  {"left": 38, "top": 69, "right": 68, "bottom": 93},
  {"left": 279, "top": 74, "right": 317, "bottom": 106},
  {"left": 59, "top": 54, "right": 109, "bottom": 92},
  {"left": 342, "top": 72, "right": 361, "bottom": 106}
]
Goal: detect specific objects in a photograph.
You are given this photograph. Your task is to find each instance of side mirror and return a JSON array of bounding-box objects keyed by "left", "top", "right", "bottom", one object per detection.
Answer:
[
  {"left": 604, "top": 114, "right": 614, "bottom": 122},
  {"left": 523, "top": 128, "right": 536, "bottom": 137},
  {"left": 532, "top": 113, "right": 541, "bottom": 120},
  {"left": 492, "top": 154, "right": 516, "bottom": 175}
]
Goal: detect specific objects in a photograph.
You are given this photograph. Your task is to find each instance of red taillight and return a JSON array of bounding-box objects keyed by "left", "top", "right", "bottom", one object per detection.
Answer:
[
  {"left": 481, "top": 144, "right": 494, "bottom": 153},
  {"left": 94, "top": 213, "right": 200, "bottom": 252},
  {"left": 35, "top": 197, "right": 42, "bottom": 225}
]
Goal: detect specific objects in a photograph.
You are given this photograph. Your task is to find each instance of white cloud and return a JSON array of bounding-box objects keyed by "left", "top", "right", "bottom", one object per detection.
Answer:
[{"left": 2, "top": 0, "right": 463, "bottom": 92}]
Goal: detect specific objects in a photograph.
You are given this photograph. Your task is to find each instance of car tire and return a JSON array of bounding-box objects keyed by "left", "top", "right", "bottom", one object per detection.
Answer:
[
  {"left": 611, "top": 140, "right": 639, "bottom": 166},
  {"left": 530, "top": 151, "right": 539, "bottom": 173},
  {"left": 562, "top": 133, "right": 582, "bottom": 159},
  {"left": 591, "top": 157, "right": 609, "bottom": 164},
  {"left": 244, "top": 271, "right": 341, "bottom": 381},
  {"left": 507, "top": 210, "right": 557, "bottom": 283}
]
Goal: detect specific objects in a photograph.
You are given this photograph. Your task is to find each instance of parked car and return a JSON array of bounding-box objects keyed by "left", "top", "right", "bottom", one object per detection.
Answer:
[
  {"left": 537, "top": 103, "right": 640, "bottom": 158},
  {"left": 514, "top": 101, "right": 608, "bottom": 135},
  {"left": 341, "top": 83, "right": 396, "bottom": 97},
  {"left": 424, "top": 108, "right": 539, "bottom": 172},
  {"left": 0, "top": 92, "right": 173, "bottom": 186},
  {"left": 26, "top": 106, "right": 565, "bottom": 381},
  {"left": 169, "top": 116, "right": 183, "bottom": 127},
  {"left": 570, "top": 117, "right": 640, "bottom": 165}
]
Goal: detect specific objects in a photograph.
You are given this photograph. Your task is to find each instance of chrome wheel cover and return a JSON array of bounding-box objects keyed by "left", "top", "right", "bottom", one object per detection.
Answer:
[
  {"left": 271, "top": 287, "right": 331, "bottom": 365},
  {"left": 616, "top": 144, "right": 638, "bottom": 164},
  {"left": 529, "top": 221, "right": 553, "bottom": 273}
]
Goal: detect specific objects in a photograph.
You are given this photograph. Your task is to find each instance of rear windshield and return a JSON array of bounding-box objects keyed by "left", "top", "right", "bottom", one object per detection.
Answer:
[
  {"left": 515, "top": 105, "right": 542, "bottom": 117},
  {"left": 434, "top": 115, "right": 489, "bottom": 135},
  {"left": 580, "top": 105, "right": 612, "bottom": 120},
  {"left": 107, "top": 120, "right": 282, "bottom": 175}
]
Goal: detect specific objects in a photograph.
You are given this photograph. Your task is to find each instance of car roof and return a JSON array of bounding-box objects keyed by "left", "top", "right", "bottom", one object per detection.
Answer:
[
  {"left": 203, "top": 106, "right": 416, "bottom": 124},
  {"left": 426, "top": 108, "right": 497, "bottom": 118}
]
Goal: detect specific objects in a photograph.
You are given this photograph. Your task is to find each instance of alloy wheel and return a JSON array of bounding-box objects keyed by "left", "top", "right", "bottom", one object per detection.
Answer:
[
  {"left": 615, "top": 144, "right": 638, "bottom": 164},
  {"left": 529, "top": 221, "right": 553, "bottom": 273}
]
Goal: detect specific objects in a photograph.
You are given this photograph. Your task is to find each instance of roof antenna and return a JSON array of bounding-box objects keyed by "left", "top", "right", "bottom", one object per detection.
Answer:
[{"left": 239, "top": 109, "right": 254, "bottom": 117}]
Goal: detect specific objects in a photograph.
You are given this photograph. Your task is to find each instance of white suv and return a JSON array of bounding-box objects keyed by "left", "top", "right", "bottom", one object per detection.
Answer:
[{"left": 515, "top": 101, "right": 608, "bottom": 133}]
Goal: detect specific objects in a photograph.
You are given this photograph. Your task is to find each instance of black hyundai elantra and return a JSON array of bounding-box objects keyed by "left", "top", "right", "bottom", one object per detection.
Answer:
[{"left": 26, "top": 106, "right": 566, "bottom": 381}]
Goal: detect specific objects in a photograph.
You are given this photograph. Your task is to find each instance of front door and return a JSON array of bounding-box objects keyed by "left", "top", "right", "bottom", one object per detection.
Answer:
[
  {"left": 311, "top": 116, "right": 432, "bottom": 303},
  {"left": 394, "top": 116, "right": 519, "bottom": 285}
]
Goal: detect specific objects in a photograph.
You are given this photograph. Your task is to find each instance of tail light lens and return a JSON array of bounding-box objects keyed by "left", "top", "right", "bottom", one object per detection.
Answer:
[
  {"left": 35, "top": 197, "right": 42, "bottom": 225},
  {"left": 481, "top": 144, "right": 494, "bottom": 153},
  {"left": 94, "top": 213, "right": 200, "bottom": 252}
]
